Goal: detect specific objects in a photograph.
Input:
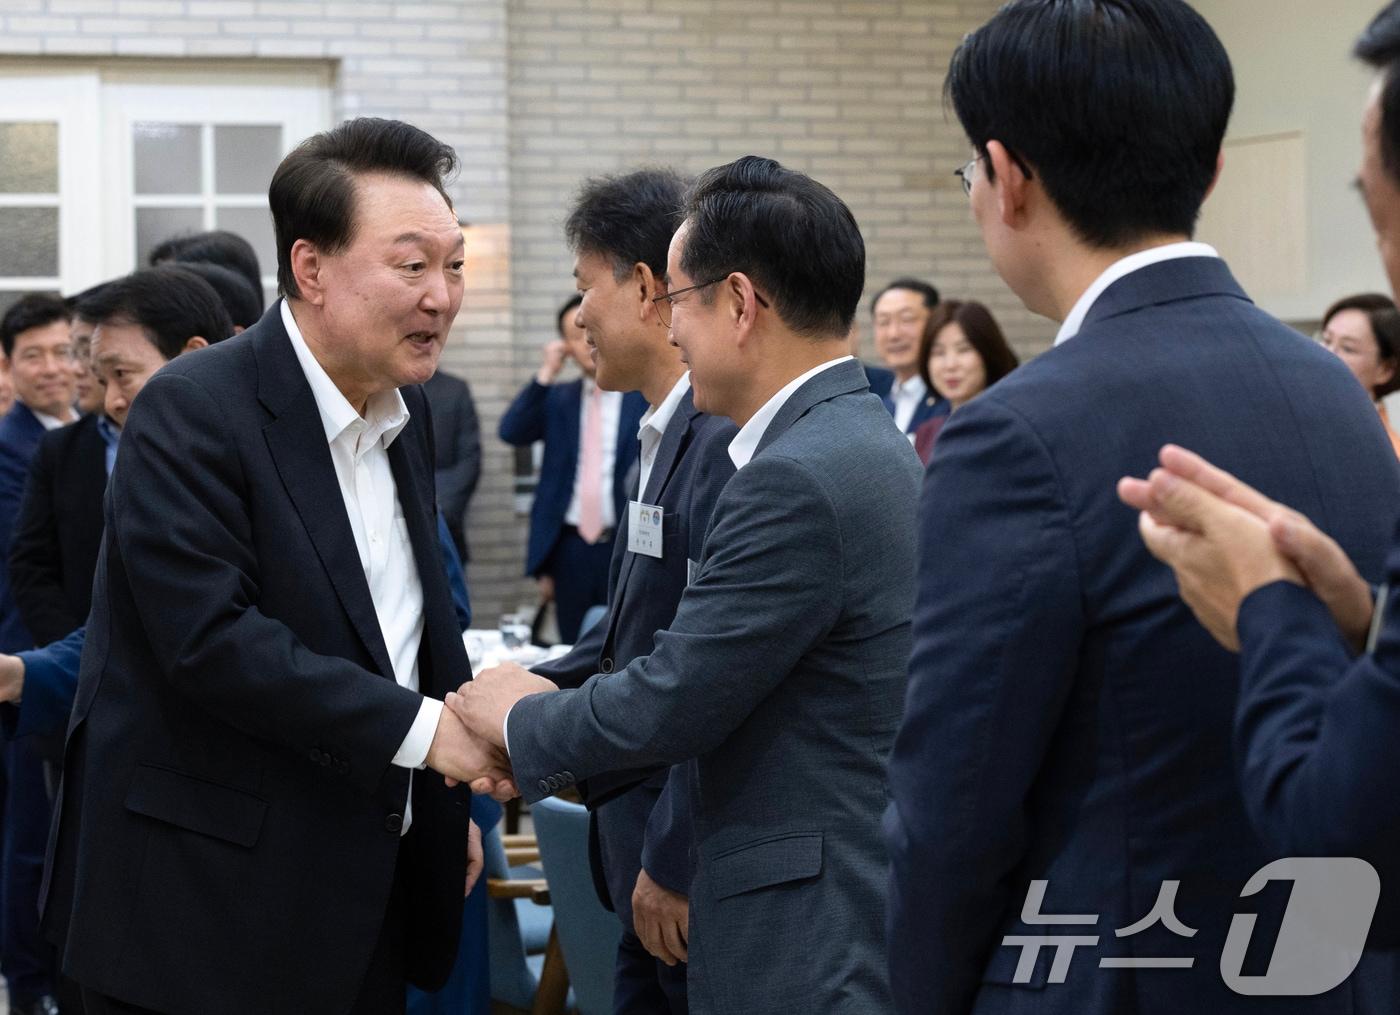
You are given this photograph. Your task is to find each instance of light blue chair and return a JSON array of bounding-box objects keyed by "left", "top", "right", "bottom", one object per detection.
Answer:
[
  {"left": 484, "top": 822, "right": 556, "bottom": 1011},
  {"left": 532, "top": 796, "right": 624, "bottom": 1015}
]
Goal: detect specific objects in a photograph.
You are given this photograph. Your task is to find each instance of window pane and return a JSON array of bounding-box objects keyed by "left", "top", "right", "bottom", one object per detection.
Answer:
[
  {"left": 134, "top": 122, "right": 202, "bottom": 195},
  {"left": 136, "top": 206, "right": 203, "bottom": 266},
  {"left": 0, "top": 123, "right": 58, "bottom": 194},
  {"left": 214, "top": 125, "right": 281, "bottom": 195},
  {"left": 0, "top": 207, "right": 58, "bottom": 276},
  {"left": 215, "top": 206, "right": 275, "bottom": 284}
]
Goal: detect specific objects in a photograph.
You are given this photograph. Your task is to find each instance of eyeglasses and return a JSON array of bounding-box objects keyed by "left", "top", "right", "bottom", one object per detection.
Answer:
[
  {"left": 652, "top": 277, "right": 770, "bottom": 328},
  {"left": 953, "top": 149, "right": 1036, "bottom": 197}
]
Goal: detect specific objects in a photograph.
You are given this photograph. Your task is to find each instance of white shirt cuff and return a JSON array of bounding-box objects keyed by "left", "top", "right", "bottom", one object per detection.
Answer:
[
  {"left": 503, "top": 702, "right": 514, "bottom": 758},
  {"left": 393, "top": 696, "right": 443, "bottom": 769}
]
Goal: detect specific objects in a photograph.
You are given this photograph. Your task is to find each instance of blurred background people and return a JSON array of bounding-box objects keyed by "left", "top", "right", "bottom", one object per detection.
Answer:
[
  {"left": 148, "top": 228, "right": 266, "bottom": 320},
  {"left": 423, "top": 367, "right": 482, "bottom": 565},
  {"left": 498, "top": 293, "right": 645, "bottom": 643},
  {"left": 913, "top": 300, "right": 1019, "bottom": 464},
  {"left": 1320, "top": 292, "right": 1400, "bottom": 456},
  {"left": 869, "top": 277, "right": 948, "bottom": 434}
]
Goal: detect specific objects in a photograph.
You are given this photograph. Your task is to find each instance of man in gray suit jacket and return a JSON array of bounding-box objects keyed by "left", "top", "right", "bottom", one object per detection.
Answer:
[{"left": 450, "top": 156, "right": 921, "bottom": 1013}]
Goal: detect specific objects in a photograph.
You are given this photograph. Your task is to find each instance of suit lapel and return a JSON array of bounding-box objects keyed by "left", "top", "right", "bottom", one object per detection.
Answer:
[
  {"left": 756, "top": 358, "right": 869, "bottom": 458},
  {"left": 255, "top": 315, "right": 395, "bottom": 681}
]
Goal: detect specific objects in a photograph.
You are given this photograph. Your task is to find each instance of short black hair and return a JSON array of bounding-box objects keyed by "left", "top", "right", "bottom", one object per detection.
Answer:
[
  {"left": 565, "top": 167, "right": 687, "bottom": 281},
  {"left": 268, "top": 117, "right": 458, "bottom": 300},
  {"left": 680, "top": 155, "right": 864, "bottom": 338},
  {"left": 947, "top": 0, "right": 1234, "bottom": 248},
  {"left": 67, "top": 281, "right": 113, "bottom": 324},
  {"left": 556, "top": 293, "right": 582, "bottom": 337},
  {"left": 1, "top": 293, "right": 69, "bottom": 358},
  {"left": 1322, "top": 291, "right": 1400, "bottom": 397},
  {"left": 179, "top": 261, "right": 263, "bottom": 330},
  {"left": 870, "top": 277, "right": 940, "bottom": 316},
  {"left": 1357, "top": 2, "right": 1400, "bottom": 184},
  {"left": 149, "top": 229, "right": 264, "bottom": 314},
  {"left": 83, "top": 266, "right": 234, "bottom": 361}
]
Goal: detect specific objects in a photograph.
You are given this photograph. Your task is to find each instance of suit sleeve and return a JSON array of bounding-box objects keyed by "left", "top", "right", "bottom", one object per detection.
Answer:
[
  {"left": 107, "top": 371, "right": 422, "bottom": 795},
  {"left": 498, "top": 380, "right": 551, "bottom": 446},
  {"left": 434, "top": 383, "right": 480, "bottom": 527},
  {"left": 9, "top": 440, "right": 80, "bottom": 644},
  {"left": 504, "top": 453, "right": 842, "bottom": 800},
  {"left": 3, "top": 624, "right": 85, "bottom": 740},
  {"left": 640, "top": 764, "right": 693, "bottom": 895},
  {"left": 883, "top": 397, "right": 1083, "bottom": 1015}
]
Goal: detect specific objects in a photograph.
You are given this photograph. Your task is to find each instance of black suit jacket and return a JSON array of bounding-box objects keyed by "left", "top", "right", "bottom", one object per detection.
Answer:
[
  {"left": 41, "top": 307, "right": 473, "bottom": 1015},
  {"left": 534, "top": 388, "right": 736, "bottom": 926},
  {"left": 9, "top": 414, "right": 107, "bottom": 646},
  {"left": 421, "top": 369, "right": 480, "bottom": 561}
]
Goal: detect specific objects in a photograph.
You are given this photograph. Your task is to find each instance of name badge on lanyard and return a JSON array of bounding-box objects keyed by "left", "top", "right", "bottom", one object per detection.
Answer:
[{"left": 628, "top": 500, "right": 664, "bottom": 559}]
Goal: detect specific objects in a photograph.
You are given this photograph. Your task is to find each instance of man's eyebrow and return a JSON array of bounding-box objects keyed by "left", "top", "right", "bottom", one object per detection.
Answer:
[{"left": 392, "top": 231, "right": 466, "bottom": 252}]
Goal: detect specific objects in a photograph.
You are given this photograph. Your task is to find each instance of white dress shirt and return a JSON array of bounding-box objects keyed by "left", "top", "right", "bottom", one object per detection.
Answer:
[
  {"left": 282, "top": 300, "right": 439, "bottom": 833},
  {"left": 564, "top": 379, "right": 623, "bottom": 530},
  {"left": 729, "top": 356, "right": 854, "bottom": 471},
  {"left": 32, "top": 409, "right": 69, "bottom": 430},
  {"left": 889, "top": 374, "right": 928, "bottom": 433},
  {"left": 637, "top": 372, "right": 691, "bottom": 498},
  {"left": 1054, "top": 241, "right": 1220, "bottom": 346}
]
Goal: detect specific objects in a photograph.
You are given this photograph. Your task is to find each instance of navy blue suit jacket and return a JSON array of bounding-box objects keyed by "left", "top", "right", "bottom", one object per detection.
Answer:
[
  {"left": 886, "top": 257, "right": 1400, "bottom": 1015},
  {"left": 864, "top": 363, "right": 895, "bottom": 400},
  {"left": 498, "top": 378, "right": 646, "bottom": 576},
  {"left": 882, "top": 382, "right": 949, "bottom": 434},
  {"left": 1233, "top": 543, "right": 1400, "bottom": 944},
  {"left": 533, "top": 387, "right": 736, "bottom": 927},
  {"left": 0, "top": 402, "right": 50, "bottom": 653}
]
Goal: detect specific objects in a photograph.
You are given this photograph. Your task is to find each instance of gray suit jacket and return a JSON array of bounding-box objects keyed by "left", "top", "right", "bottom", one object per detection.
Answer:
[{"left": 507, "top": 358, "right": 921, "bottom": 1013}]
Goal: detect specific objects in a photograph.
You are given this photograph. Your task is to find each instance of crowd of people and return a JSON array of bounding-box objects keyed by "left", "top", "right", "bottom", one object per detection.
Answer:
[{"left": 0, "top": 0, "right": 1399, "bottom": 1013}]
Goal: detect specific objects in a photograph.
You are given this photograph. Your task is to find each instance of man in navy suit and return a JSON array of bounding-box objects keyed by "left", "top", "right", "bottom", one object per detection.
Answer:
[
  {"left": 1119, "top": 0, "right": 1400, "bottom": 947},
  {"left": 0, "top": 293, "right": 75, "bottom": 1015},
  {"left": 499, "top": 296, "right": 646, "bottom": 642},
  {"left": 885, "top": 3, "right": 1400, "bottom": 1014},
  {"left": 526, "top": 167, "right": 735, "bottom": 1014},
  {"left": 869, "top": 277, "right": 947, "bottom": 434}
]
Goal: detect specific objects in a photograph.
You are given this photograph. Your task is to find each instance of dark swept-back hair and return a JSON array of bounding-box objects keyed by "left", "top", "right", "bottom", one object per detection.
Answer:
[
  {"left": 680, "top": 155, "right": 864, "bottom": 338},
  {"left": 1322, "top": 291, "right": 1400, "bottom": 397},
  {"left": 83, "top": 266, "right": 234, "bottom": 361},
  {"left": 149, "top": 229, "right": 264, "bottom": 314},
  {"left": 565, "top": 168, "right": 687, "bottom": 280},
  {"left": 67, "top": 281, "right": 112, "bottom": 324},
  {"left": 1, "top": 293, "right": 69, "bottom": 358},
  {"left": 1358, "top": 2, "right": 1400, "bottom": 184},
  {"left": 179, "top": 262, "right": 263, "bottom": 331},
  {"left": 269, "top": 117, "right": 458, "bottom": 300},
  {"left": 556, "top": 293, "right": 582, "bottom": 337},
  {"left": 946, "top": 0, "right": 1234, "bottom": 249},
  {"left": 869, "top": 277, "right": 940, "bottom": 315},
  {"left": 918, "top": 299, "right": 1020, "bottom": 398}
]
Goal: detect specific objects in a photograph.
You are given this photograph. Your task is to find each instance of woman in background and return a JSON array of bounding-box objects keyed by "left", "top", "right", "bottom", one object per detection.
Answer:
[
  {"left": 913, "top": 300, "right": 1019, "bottom": 464},
  {"left": 1320, "top": 292, "right": 1400, "bottom": 458}
]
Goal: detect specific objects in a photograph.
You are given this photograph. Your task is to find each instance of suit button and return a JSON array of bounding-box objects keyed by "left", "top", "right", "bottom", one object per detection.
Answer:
[
  {"left": 309, "top": 748, "right": 324, "bottom": 764},
  {"left": 538, "top": 779, "right": 551, "bottom": 795},
  {"left": 320, "top": 754, "right": 332, "bottom": 767},
  {"left": 600, "top": 658, "right": 614, "bottom": 674},
  {"left": 561, "top": 771, "right": 575, "bottom": 783},
  {"left": 384, "top": 813, "right": 403, "bottom": 833},
  {"left": 546, "top": 776, "right": 560, "bottom": 792}
]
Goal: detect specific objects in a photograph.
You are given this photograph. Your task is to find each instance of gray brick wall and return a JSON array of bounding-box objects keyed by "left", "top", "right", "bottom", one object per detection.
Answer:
[{"left": 0, "top": 0, "right": 1042, "bottom": 627}]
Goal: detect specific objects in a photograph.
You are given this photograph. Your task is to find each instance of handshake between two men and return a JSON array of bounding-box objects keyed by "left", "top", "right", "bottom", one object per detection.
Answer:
[{"left": 423, "top": 662, "right": 558, "bottom": 802}]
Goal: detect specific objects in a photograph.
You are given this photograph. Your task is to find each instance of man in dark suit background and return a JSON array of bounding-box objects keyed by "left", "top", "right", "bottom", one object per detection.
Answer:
[
  {"left": 42, "top": 118, "right": 508, "bottom": 1015},
  {"left": 455, "top": 155, "right": 921, "bottom": 1013},
  {"left": 869, "top": 277, "right": 947, "bottom": 434},
  {"left": 0, "top": 293, "right": 75, "bottom": 1015},
  {"left": 885, "top": 3, "right": 1400, "bottom": 1014},
  {"left": 525, "top": 166, "right": 735, "bottom": 1014},
  {"left": 499, "top": 294, "right": 646, "bottom": 641},
  {"left": 422, "top": 368, "right": 481, "bottom": 562}
]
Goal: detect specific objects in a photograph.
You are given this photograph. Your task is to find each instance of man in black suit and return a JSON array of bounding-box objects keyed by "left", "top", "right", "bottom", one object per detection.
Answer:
[
  {"left": 42, "top": 118, "right": 509, "bottom": 1015},
  {"left": 526, "top": 167, "right": 734, "bottom": 1014},
  {"left": 421, "top": 368, "right": 481, "bottom": 562}
]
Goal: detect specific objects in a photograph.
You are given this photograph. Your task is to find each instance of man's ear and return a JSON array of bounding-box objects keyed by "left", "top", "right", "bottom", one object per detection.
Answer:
[
  {"left": 726, "top": 273, "right": 764, "bottom": 347},
  {"left": 985, "top": 140, "right": 1032, "bottom": 229},
  {"left": 181, "top": 336, "right": 209, "bottom": 354},
  {"left": 634, "top": 261, "right": 663, "bottom": 324},
  {"left": 290, "top": 239, "right": 325, "bottom": 306}
]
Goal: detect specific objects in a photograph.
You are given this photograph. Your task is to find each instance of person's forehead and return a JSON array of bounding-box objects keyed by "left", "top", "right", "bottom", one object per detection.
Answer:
[
  {"left": 13, "top": 319, "right": 71, "bottom": 350},
  {"left": 92, "top": 319, "right": 158, "bottom": 355},
  {"left": 350, "top": 173, "right": 460, "bottom": 245},
  {"left": 874, "top": 289, "right": 925, "bottom": 314}
]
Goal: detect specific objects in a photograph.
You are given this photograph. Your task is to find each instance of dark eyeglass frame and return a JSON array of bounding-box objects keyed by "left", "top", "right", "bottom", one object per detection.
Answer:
[
  {"left": 652, "top": 276, "right": 770, "bottom": 328},
  {"left": 954, "top": 149, "right": 1036, "bottom": 197}
]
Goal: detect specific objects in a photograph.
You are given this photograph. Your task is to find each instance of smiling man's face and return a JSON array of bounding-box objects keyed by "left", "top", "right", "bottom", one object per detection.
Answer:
[{"left": 872, "top": 287, "right": 930, "bottom": 379}]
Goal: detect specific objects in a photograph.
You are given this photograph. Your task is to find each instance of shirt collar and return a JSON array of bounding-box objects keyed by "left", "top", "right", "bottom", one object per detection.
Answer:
[
  {"left": 1054, "top": 241, "right": 1220, "bottom": 346},
  {"left": 31, "top": 409, "right": 69, "bottom": 431},
  {"left": 728, "top": 355, "right": 853, "bottom": 470},
  {"left": 281, "top": 299, "right": 410, "bottom": 449},
  {"left": 638, "top": 372, "right": 691, "bottom": 442},
  {"left": 893, "top": 374, "right": 926, "bottom": 399}
]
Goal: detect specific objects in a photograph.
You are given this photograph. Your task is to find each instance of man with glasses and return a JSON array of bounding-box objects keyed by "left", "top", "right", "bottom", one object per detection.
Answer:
[
  {"left": 885, "top": 2, "right": 1400, "bottom": 1013},
  {"left": 451, "top": 155, "right": 922, "bottom": 1012},
  {"left": 0, "top": 292, "right": 75, "bottom": 1015},
  {"left": 867, "top": 277, "right": 946, "bottom": 435}
]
